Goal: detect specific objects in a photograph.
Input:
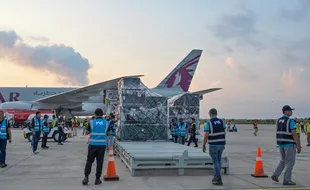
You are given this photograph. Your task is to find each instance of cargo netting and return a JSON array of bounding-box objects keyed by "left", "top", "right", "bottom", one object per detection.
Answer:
[
  {"left": 115, "top": 77, "right": 169, "bottom": 141},
  {"left": 168, "top": 93, "right": 200, "bottom": 128}
]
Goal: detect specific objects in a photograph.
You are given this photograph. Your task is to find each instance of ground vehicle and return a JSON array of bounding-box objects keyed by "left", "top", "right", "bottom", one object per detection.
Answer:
[{"left": 23, "top": 125, "right": 71, "bottom": 142}]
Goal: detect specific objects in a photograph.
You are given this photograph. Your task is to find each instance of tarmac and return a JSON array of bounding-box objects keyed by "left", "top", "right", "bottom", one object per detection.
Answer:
[{"left": 0, "top": 124, "right": 309, "bottom": 190}]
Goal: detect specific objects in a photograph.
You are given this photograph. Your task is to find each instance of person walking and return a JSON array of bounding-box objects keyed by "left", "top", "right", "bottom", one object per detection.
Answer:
[
  {"left": 58, "top": 118, "right": 64, "bottom": 145},
  {"left": 41, "top": 115, "right": 50, "bottom": 149},
  {"left": 82, "top": 108, "right": 111, "bottom": 186},
  {"left": 82, "top": 119, "right": 89, "bottom": 136},
  {"left": 72, "top": 117, "right": 78, "bottom": 136},
  {"left": 187, "top": 118, "right": 198, "bottom": 147},
  {"left": 0, "top": 110, "right": 12, "bottom": 168},
  {"left": 31, "top": 111, "right": 42, "bottom": 154},
  {"left": 253, "top": 120, "right": 258, "bottom": 136},
  {"left": 295, "top": 119, "right": 301, "bottom": 148},
  {"left": 203, "top": 108, "right": 226, "bottom": 186},
  {"left": 271, "top": 105, "right": 301, "bottom": 186},
  {"left": 107, "top": 114, "right": 117, "bottom": 152}
]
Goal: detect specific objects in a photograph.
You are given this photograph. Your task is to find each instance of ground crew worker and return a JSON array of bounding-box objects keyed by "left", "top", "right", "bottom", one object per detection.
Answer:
[
  {"left": 82, "top": 119, "right": 89, "bottom": 136},
  {"left": 203, "top": 108, "right": 226, "bottom": 186},
  {"left": 177, "top": 118, "right": 186, "bottom": 145},
  {"left": 41, "top": 115, "right": 49, "bottom": 149},
  {"left": 52, "top": 115, "right": 58, "bottom": 128},
  {"left": 72, "top": 117, "right": 78, "bottom": 136},
  {"left": 306, "top": 119, "right": 310, "bottom": 146},
  {"left": 187, "top": 118, "right": 198, "bottom": 147},
  {"left": 31, "top": 111, "right": 42, "bottom": 154},
  {"left": 271, "top": 105, "right": 301, "bottom": 186},
  {"left": 58, "top": 117, "right": 64, "bottom": 145},
  {"left": 301, "top": 120, "right": 305, "bottom": 133},
  {"left": 227, "top": 121, "right": 231, "bottom": 132},
  {"left": 170, "top": 119, "right": 178, "bottom": 143},
  {"left": 0, "top": 110, "right": 12, "bottom": 168},
  {"left": 253, "top": 120, "right": 258, "bottom": 136},
  {"left": 295, "top": 119, "right": 301, "bottom": 148},
  {"left": 82, "top": 108, "right": 111, "bottom": 186},
  {"left": 107, "top": 114, "right": 117, "bottom": 151}
]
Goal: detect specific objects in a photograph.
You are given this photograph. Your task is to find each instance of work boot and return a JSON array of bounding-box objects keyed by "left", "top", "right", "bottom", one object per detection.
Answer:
[
  {"left": 0, "top": 163, "right": 7, "bottom": 168},
  {"left": 271, "top": 175, "right": 279, "bottom": 182},
  {"left": 95, "top": 178, "right": 102, "bottom": 185},
  {"left": 82, "top": 176, "right": 89, "bottom": 185},
  {"left": 283, "top": 181, "right": 296, "bottom": 185}
]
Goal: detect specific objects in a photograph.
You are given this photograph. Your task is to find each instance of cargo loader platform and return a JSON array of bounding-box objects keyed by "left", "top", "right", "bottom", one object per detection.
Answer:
[{"left": 114, "top": 141, "right": 229, "bottom": 176}]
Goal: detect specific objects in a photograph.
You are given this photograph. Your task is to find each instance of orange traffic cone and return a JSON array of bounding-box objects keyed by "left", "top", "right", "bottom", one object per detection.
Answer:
[
  {"left": 251, "top": 147, "right": 268, "bottom": 177},
  {"left": 104, "top": 146, "right": 119, "bottom": 181}
]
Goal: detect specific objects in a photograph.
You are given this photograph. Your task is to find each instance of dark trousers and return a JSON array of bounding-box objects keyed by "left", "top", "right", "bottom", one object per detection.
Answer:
[
  {"left": 42, "top": 133, "right": 48, "bottom": 147},
  {"left": 187, "top": 134, "right": 198, "bottom": 147},
  {"left": 32, "top": 131, "right": 41, "bottom": 152},
  {"left": 58, "top": 127, "right": 63, "bottom": 143},
  {"left": 173, "top": 136, "right": 178, "bottom": 143},
  {"left": 0, "top": 139, "right": 7, "bottom": 164},
  {"left": 180, "top": 136, "right": 185, "bottom": 145},
  {"left": 84, "top": 145, "right": 106, "bottom": 178}
]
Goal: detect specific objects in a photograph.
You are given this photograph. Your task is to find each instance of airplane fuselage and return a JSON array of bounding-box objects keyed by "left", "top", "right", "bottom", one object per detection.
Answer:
[{"left": 0, "top": 87, "right": 182, "bottom": 116}]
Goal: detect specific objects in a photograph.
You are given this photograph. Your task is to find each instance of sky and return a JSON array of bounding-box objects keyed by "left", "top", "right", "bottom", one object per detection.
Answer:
[{"left": 0, "top": 0, "right": 309, "bottom": 119}]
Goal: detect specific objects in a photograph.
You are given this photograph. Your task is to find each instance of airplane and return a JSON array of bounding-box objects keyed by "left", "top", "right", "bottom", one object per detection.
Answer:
[{"left": 0, "top": 49, "right": 221, "bottom": 117}]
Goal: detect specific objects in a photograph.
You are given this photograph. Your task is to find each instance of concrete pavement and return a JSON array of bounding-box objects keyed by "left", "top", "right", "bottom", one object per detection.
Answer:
[{"left": 0, "top": 125, "right": 309, "bottom": 190}]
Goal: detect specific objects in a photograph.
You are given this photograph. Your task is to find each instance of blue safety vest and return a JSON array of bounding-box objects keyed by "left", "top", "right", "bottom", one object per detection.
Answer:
[
  {"left": 0, "top": 119, "right": 7, "bottom": 140},
  {"left": 170, "top": 123, "right": 178, "bottom": 137},
  {"left": 34, "top": 117, "right": 41, "bottom": 132},
  {"left": 178, "top": 122, "right": 187, "bottom": 137},
  {"left": 42, "top": 120, "right": 50, "bottom": 133},
  {"left": 108, "top": 120, "right": 116, "bottom": 136},
  {"left": 207, "top": 117, "right": 226, "bottom": 145},
  {"left": 276, "top": 116, "right": 295, "bottom": 145},
  {"left": 89, "top": 118, "right": 108, "bottom": 146}
]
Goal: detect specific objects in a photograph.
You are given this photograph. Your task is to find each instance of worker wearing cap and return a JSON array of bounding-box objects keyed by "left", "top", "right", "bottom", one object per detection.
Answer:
[
  {"left": 203, "top": 108, "right": 226, "bottom": 186},
  {"left": 31, "top": 111, "right": 42, "bottom": 154},
  {"left": 82, "top": 108, "right": 111, "bottom": 186},
  {"left": 41, "top": 115, "right": 50, "bottom": 149},
  {"left": 271, "top": 105, "right": 301, "bottom": 186}
]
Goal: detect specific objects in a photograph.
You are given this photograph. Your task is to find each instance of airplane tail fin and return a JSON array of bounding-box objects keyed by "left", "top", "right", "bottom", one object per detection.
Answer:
[{"left": 154, "top": 49, "right": 203, "bottom": 92}]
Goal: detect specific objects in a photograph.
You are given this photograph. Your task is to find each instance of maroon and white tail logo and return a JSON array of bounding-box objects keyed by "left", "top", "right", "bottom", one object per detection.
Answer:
[{"left": 165, "top": 55, "right": 200, "bottom": 92}]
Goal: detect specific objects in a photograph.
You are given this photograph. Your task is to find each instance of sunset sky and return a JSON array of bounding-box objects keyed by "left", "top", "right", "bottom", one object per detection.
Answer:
[{"left": 0, "top": 0, "right": 309, "bottom": 119}]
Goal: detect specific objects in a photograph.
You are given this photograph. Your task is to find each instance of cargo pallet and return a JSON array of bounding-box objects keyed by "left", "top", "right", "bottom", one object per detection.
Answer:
[{"left": 114, "top": 141, "right": 229, "bottom": 176}]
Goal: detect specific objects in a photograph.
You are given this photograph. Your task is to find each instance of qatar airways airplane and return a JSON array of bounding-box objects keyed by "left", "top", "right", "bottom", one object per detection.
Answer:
[{"left": 0, "top": 49, "right": 221, "bottom": 116}]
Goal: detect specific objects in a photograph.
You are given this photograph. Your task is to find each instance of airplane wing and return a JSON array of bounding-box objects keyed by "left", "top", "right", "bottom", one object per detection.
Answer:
[
  {"left": 192, "top": 88, "right": 222, "bottom": 95},
  {"left": 34, "top": 75, "right": 143, "bottom": 106}
]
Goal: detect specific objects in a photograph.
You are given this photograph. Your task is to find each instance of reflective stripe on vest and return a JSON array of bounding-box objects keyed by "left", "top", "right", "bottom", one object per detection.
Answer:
[
  {"left": 0, "top": 119, "right": 7, "bottom": 139},
  {"left": 34, "top": 118, "right": 41, "bottom": 132},
  {"left": 178, "top": 122, "right": 187, "bottom": 137},
  {"left": 89, "top": 119, "right": 108, "bottom": 146},
  {"left": 276, "top": 117, "right": 295, "bottom": 145},
  {"left": 207, "top": 118, "right": 226, "bottom": 145},
  {"left": 42, "top": 121, "right": 50, "bottom": 133}
]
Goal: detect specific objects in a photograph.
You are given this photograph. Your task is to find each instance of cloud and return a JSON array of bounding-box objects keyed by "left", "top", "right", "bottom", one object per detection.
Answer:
[
  {"left": 0, "top": 30, "right": 90, "bottom": 86},
  {"left": 224, "top": 56, "right": 258, "bottom": 81},
  {"left": 280, "top": 0, "right": 310, "bottom": 22},
  {"left": 210, "top": 10, "right": 264, "bottom": 50}
]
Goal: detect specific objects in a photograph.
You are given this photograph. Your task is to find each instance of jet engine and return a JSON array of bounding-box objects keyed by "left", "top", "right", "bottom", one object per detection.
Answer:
[{"left": 0, "top": 102, "right": 34, "bottom": 110}]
